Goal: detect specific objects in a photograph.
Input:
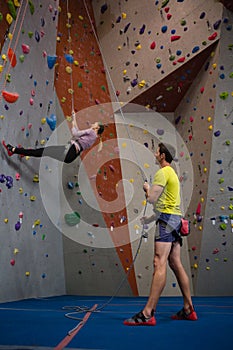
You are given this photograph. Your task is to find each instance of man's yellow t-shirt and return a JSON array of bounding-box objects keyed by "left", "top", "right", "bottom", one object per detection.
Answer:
[{"left": 153, "top": 166, "right": 182, "bottom": 215}]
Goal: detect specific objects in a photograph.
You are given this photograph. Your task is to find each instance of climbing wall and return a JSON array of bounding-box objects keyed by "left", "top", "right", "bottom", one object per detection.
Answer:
[
  {"left": 92, "top": 0, "right": 233, "bottom": 296},
  {"left": 1, "top": 0, "right": 232, "bottom": 302},
  {"left": 0, "top": 0, "right": 66, "bottom": 301}
]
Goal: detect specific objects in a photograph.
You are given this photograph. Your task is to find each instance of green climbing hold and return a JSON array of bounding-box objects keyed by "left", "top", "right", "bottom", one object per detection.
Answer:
[
  {"left": 101, "top": 85, "right": 106, "bottom": 91},
  {"left": 28, "top": 31, "right": 33, "bottom": 38},
  {"left": 0, "top": 13, "right": 3, "bottom": 22},
  {"left": 218, "top": 177, "right": 224, "bottom": 184},
  {"left": 229, "top": 72, "right": 233, "bottom": 78},
  {"left": 219, "top": 223, "right": 227, "bottom": 230},
  {"left": 180, "top": 19, "right": 186, "bottom": 26},
  {"left": 161, "top": 0, "right": 170, "bottom": 8},
  {"left": 29, "top": 0, "right": 35, "bottom": 15},
  {"left": 169, "top": 55, "right": 176, "bottom": 61},
  {"left": 7, "top": 0, "right": 17, "bottom": 20},
  {"left": 219, "top": 92, "right": 229, "bottom": 100},
  {"left": 19, "top": 55, "right": 25, "bottom": 63},
  {"left": 64, "top": 212, "right": 81, "bottom": 226},
  {"left": 225, "top": 140, "right": 231, "bottom": 145},
  {"left": 78, "top": 82, "right": 82, "bottom": 88},
  {"left": 166, "top": 86, "right": 173, "bottom": 91}
]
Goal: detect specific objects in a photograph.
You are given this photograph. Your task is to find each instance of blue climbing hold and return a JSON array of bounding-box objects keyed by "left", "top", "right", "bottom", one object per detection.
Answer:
[{"left": 46, "top": 113, "right": 56, "bottom": 131}]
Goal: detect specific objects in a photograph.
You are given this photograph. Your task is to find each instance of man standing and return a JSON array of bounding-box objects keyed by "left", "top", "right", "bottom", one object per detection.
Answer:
[{"left": 124, "top": 142, "right": 197, "bottom": 326}]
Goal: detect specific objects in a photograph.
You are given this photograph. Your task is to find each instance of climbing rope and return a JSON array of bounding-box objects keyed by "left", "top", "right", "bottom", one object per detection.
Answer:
[
  {"left": 0, "top": 0, "right": 29, "bottom": 100},
  {"left": 63, "top": 1, "right": 151, "bottom": 322},
  {"left": 82, "top": 0, "right": 147, "bottom": 182}
]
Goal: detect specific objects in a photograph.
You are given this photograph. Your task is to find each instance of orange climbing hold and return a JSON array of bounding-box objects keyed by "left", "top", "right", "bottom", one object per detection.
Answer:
[
  {"left": 7, "top": 48, "right": 17, "bottom": 67},
  {"left": 2, "top": 90, "right": 19, "bottom": 103}
]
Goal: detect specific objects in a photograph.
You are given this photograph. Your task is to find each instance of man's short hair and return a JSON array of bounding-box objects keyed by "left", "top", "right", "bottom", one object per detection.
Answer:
[{"left": 158, "top": 142, "right": 176, "bottom": 163}]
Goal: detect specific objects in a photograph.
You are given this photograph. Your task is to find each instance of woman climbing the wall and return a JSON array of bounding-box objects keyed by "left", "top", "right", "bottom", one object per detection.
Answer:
[{"left": 2, "top": 111, "right": 104, "bottom": 163}]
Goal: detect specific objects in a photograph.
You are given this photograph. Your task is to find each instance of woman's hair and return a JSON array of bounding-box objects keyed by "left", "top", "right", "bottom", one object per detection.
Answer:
[
  {"left": 158, "top": 142, "right": 175, "bottom": 163},
  {"left": 97, "top": 124, "right": 105, "bottom": 135}
]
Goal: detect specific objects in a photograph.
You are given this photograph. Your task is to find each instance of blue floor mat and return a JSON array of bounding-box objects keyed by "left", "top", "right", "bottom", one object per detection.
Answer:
[{"left": 0, "top": 296, "right": 233, "bottom": 350}]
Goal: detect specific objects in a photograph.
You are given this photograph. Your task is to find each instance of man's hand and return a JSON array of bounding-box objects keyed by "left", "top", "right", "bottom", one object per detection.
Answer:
[{"left": 143, "top": 181, "right": 150, "bottom": 197}]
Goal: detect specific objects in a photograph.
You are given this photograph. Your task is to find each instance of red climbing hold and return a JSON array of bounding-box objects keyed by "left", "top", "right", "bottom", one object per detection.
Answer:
[
  {"left": 196, "top": 202, "right": 201, "bottom": 215},
  {"left": 171, "top": 35, "right": 181, "bottom": 42},
  {"left": 167, "top": 14, "right": 172, "bottom": 20},
  {"left": 177, "top": 56, "right": 185, "bottom": 63},
  {"left": 150, "top": 41, "right": 156, "bottom": 49},
  {"left": 208, "top": 32, "right": 217, "bottom": 40}
]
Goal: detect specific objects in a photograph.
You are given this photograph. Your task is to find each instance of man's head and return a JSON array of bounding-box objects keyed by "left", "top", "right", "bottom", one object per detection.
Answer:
[{"left": 156, "top": 142, "right": 176, "bottom": 164}]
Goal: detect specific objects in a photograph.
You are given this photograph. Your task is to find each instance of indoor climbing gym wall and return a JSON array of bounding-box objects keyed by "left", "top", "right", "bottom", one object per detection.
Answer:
[
  {"left": 1, "top": 0, "right": 233, "bottom": 304},
  {"left": 0, "top": 0, "right": 66, "bottom": 302},
  {"left": 92, "top": 0, "right": 233, "bottom": 296}
]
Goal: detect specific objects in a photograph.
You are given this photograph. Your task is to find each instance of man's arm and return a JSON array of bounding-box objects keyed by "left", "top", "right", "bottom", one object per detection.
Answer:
[{"left": 143, "top": 182, "right": 164, "bottom": 204}]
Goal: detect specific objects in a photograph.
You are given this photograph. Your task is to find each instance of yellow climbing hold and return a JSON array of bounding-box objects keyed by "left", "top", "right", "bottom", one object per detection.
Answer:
[
  {"left": 2, "top": 54, "right": 7, "bottom": 60},
  {"left": 79, "top": 15, "right": 84, "bottom": 21},
  {"left": 66, "top": 66, "right": 72, "bottom": 74},
  {"left": 19, "top": 188, "right": 23, "bottom": 194},
  {"left": 200, "top": 197, "right": 205, "bottom": 203},
  {"left": 122, "top": 12, "right": 127, "bottom": 19},
  {"left": 193, "top": 263, "right": 198, "bottom": 269},
  {"left": 0, "top": 114, "right": 5, "bottom": 119},
  {"left": 67, "top": 12, "right": 71, "bottom": 19},
  {"left": 122, "top": 142, "right": 127, "bottom": 148},
  {"left": 138, "top": 80, "right": 146, "bottom": 88},
  {"left": 74, "top": 60, "right": 79, "bottom": 66},
  {"left": 4, "top": 218, "right": 8, "bottom": 223},
  {"left": 40, "top": 139, "right": 46, "bottom": 145},
  {"left": 33, "top": 174, "right": 39, "bottom": 183},
  {"left": 14, "top": 0, "right": 21, "bottom": 7},
  {"left": 30, "top": 195, "right": 36, "bottom": 201},
  {"left": 136, "top": 44, "right": 142, "bottom": 50},
  {"left": 61, "top": 97, "right": 66, "bottom": 103},
  {"left": 129, "top": 178, "right": 134, "bottom": 183},
  {"left": 142, "top": 199, "right": 147, "bottom": 206},
  {"left": 123, "top": 69, "right": 127, "bottom": 75},
  {"left": 8, "top": 33, "right": 13, "bottom": 40},
  {"left": 207, "top": 116, "right": 211, "bottom": 122},
  {"left": 68, "top": 88, "right": 74, "bottom": 94},
  {"left": 6, "top": 14, "right": 13, "bottom": 25},
  {"left": 0, "top": 65, "right": 3, "bottom": 72},
  {"left": 41, "top": 117, "right": 46, "bottom": 124},
  {"left": 208, "top": 125, "right": 213, "bottom": 130},
  {"left": 143, "top": 129, "right": 148, "bottom": 134},
  {"left": 212, "top": 63, "right": 217, "bottom": 69},
  {"left": 32, "top": 219, "right": 40, "bottom": 228},
  {"left": 14, "top": 248, "right": 19, "bottom": 254},
  {"left": 144, "top": 163, "right": 150, "bottom": 169},
  {"left": 25, "top": 271, "right": 30, "bottom": 276}
]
